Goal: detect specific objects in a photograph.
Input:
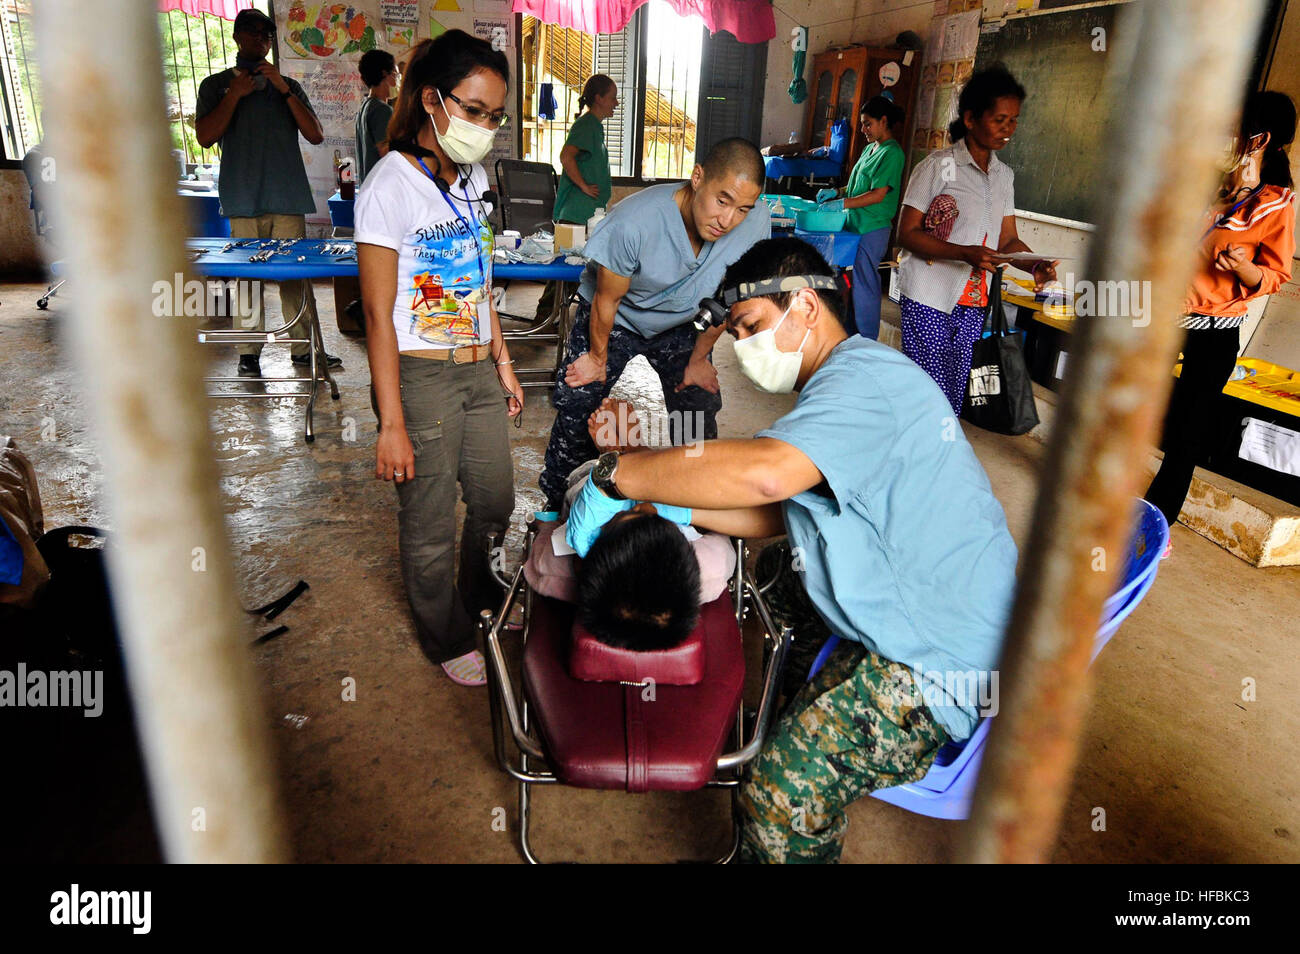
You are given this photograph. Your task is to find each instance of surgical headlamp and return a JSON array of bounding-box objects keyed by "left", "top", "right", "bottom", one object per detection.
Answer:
[{"left": 692, "top": 274, "right": 842, "bottom": 332}]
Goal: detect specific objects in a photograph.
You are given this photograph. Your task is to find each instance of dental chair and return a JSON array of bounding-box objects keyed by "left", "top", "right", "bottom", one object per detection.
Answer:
[{"left": 482, "top": 515, "right": 792, "bottom": 863}]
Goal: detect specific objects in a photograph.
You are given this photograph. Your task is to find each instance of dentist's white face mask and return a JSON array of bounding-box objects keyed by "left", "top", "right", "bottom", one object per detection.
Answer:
[
  {"left": 732, "top": 298, "right": 810, "bottom": 394},
  {"left": 429, "top": 89, "right": 496, "bottom": 165}
]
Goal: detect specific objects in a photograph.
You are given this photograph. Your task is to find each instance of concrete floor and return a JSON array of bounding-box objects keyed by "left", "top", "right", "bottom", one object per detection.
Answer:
[{"left": 2, "top": 277, "right": 1297, "bottom": 863}]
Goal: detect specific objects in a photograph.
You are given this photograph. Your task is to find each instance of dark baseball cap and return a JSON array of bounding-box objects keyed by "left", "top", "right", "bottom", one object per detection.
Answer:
[{"left": 233, "top": 9, "right": 275, "bottom": 35}]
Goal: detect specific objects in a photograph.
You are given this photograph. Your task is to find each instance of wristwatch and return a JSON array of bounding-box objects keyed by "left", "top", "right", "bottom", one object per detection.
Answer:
[{"left": 592, "top": 451, "right": 626, "bottom": 500}]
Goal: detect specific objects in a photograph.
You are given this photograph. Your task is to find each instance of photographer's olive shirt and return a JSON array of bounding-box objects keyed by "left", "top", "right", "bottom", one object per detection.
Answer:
[{"left": 196, "top": 67, "right": 318, "bottom": 219}]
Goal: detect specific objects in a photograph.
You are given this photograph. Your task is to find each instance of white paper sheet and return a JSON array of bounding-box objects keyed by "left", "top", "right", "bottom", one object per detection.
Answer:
[
  {"left": 942, "top": 10, "right": 980, "bottom": 61},
  {"left": 1239, "top": 417, "right": 1300, "bottom": 478},
  {"left": 994, "top": 251, "right": 1073, "bottom": 262}
]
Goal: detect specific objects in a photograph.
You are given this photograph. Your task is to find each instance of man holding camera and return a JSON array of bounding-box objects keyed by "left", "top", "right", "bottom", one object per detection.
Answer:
[{"left": 195, "top": 8, "right": 339, "bottom": 376}]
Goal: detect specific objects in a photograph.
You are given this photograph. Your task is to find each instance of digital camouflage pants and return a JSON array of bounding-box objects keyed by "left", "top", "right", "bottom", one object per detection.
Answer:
[{"left": 739, "top": 543, "right": 950, "bottom": 864}]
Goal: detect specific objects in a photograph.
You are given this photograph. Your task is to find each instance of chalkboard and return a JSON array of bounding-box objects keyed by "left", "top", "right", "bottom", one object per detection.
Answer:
[{"left": 975, "top": 3, "right": 1121, "bottom": 223}]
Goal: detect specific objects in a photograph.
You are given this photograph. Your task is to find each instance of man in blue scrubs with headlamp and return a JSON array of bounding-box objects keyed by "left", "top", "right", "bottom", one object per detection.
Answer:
[{"left": 568, "top": 236, "right": 1019, "bottom": 863}]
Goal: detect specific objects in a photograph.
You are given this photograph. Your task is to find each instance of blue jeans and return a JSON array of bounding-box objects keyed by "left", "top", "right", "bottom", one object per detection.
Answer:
[{"left": 850, "top": 227, "right": 891, "bottom": 340}]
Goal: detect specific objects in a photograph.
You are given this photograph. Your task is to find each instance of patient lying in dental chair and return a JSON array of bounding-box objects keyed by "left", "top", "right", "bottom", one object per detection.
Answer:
[{"left": 524, "top": 399, "right": 736, "bottom": 650}]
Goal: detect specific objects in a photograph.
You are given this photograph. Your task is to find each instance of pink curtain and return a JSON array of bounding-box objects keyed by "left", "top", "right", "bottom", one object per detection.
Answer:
[
  {"left": 158, "top": 0, "right": 255, "bottom": 21},
  {"left": 513, "top": 0, "right": 775, "bottom": 43}
]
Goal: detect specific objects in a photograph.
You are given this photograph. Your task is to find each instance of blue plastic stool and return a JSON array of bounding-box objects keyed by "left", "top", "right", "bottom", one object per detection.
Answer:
[{"left": 806, "top": 499, "right": 1169, "bottom": 820}]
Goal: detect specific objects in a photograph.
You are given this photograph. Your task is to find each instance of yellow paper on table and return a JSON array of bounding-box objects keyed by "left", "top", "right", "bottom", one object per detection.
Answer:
[{"left": 1002, "top": 274, "right": 1074, "bottom": 320}]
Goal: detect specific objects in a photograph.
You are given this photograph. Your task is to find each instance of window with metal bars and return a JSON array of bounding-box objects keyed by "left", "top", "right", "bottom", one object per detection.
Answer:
[
  {"left": 0, "top": 1, "right": 273, "bottom": 167},
  {"left": 520, "top": 1, "right": 764, "bottom": 185},
  {"left": 0, "top": 0, "right": 39, "bottom": 164}
]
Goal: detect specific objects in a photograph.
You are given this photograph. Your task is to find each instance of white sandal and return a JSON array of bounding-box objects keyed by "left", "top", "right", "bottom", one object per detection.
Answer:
[{"left": 441, "top": 649, "right": 487, "bottom": 686}]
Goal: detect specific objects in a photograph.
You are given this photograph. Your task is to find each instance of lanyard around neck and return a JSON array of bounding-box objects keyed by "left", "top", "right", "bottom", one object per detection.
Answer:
[
  {"left": 1204, "top": 184, "right": 1264, "bottom": 241},
  {"left": 416, "top": 156, "right": 487, "bottom": 288}
]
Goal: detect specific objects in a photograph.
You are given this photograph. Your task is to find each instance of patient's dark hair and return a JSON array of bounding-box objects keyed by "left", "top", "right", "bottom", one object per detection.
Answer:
[
  {"left": 721, "top": 236, "right": 847, "bottom": 326},
  {"left": 578, "top": 514, "right": 701, "bottom": 651}
]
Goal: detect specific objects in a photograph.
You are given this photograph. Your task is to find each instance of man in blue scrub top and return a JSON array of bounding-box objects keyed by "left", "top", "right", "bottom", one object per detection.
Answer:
[
  {"left": 576, "top": 237, "right": 1019, "bottom": 863},
  {"left": 538, "top": 138, "right": 771, "bottom": 510}
]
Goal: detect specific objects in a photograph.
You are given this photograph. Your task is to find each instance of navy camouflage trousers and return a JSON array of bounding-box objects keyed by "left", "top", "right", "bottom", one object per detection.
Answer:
[{"left": 539, "top": 299, "right": 722, "bottom": 508}]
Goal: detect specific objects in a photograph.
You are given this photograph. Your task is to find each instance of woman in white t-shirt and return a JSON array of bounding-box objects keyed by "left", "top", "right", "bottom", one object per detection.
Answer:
[
  {"left": 896, "top": 66, "right": 1055, "bottom": 415},
  {"left": 355, "top": 31, "right": 523, "bottom": 687}
]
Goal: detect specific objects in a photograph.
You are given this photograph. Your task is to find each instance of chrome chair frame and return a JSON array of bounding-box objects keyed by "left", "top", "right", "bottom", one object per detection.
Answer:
[{"left": 482, "top": 519, "right": 792, "bottom": 864}]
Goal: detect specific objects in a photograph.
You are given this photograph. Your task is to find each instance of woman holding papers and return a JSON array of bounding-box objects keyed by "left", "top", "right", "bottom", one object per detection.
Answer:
[{"left": 895, "top": 66, "right": 1055, "bottom": 414}]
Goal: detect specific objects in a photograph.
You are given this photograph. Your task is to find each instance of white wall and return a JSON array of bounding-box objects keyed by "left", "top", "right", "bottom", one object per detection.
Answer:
[
  {"left": 761, "top": 0, "right": 934, "bottom": 147},
  {"left": 0, "top": 169, "right": 42, "bottom": 278}
]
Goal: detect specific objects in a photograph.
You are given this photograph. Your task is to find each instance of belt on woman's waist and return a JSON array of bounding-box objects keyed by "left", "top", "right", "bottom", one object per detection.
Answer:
[
  {"left": 1180, "top": 313, "right": 1245, "bottom": 330},
  {"left": 404, "top": 344, "right": 493, "bottom": 363}
]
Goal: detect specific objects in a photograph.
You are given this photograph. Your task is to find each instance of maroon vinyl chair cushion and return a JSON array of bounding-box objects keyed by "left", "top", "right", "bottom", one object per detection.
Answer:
[
  {"left": 569, "top": 616, "right": 705, "bottom": 686},
  {"left": 522, "top": 594, "right": 745, "bottom": 792}
]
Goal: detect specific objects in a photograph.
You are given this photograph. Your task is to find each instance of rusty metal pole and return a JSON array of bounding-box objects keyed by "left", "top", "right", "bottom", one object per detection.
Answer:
[
  {"left": 959, "top": 0, "right": 1266, "bottom": 863},
  {"left": 32, "top": 1, "right": 288, "bottom": 861}
]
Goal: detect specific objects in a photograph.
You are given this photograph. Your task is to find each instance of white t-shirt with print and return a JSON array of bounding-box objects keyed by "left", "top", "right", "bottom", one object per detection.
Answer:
[{"left": 354, "top": 151, "right": 495, "bottom": 351}]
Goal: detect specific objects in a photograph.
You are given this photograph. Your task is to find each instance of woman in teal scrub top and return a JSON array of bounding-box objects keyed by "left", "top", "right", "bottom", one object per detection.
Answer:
[
  {"left": 817, "top": 96, "right": 906, "bottom": 339},
  {"left": 535, "top": 74, "right": 618, "bottom": 320}
]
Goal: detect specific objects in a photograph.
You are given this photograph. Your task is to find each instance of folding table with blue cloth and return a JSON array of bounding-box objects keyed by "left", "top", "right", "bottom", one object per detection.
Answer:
[{"left": 763, "top": 118, "right": 851, "bottom": 194}]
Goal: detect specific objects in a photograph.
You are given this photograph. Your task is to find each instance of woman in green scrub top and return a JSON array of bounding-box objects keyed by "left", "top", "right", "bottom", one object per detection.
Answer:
[
  {"left": 535, "top": 74, "right": 618, "bottom": 321},
  {"left": 817, "top": 96, "right": 905, "bottom": 339}
]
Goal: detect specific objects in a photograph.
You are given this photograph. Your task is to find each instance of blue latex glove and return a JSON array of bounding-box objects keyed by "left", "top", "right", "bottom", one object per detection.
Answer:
[
  {"left": 819, "top": 198, "right": 845, "bottom": 213},
  {"left": 651, "top": 503, "right": 693, "bottom": 526},
  {"left": 815, "top": 188, "right": 838, "bottom": 204},
  {"left": 566, "top": 477, "right": 634, "bottom": 557}
]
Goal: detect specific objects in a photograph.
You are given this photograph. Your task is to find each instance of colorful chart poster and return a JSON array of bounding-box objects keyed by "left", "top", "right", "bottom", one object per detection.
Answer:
[
  {"left": 282, "top": 1, "right": 382, "bottom": 59},
  {"left": 381, "top": 0, "right": 417, "bottom": 45},
  {"left": 283, "top": 60, "right": 368, "bottom": 225}
]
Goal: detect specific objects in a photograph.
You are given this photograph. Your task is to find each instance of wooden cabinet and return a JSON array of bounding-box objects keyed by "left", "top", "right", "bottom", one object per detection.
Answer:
[{"left": 803, "top": 46, "right": 916, "bottom": 174}]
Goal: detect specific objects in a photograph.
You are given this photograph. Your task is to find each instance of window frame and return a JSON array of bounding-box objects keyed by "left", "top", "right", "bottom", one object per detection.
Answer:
[
  {"left": 521, "top": 5, "right": 731, "bottom": 189},
  {"left": 0, "top": 0, "right": 275, "bottom": 170}
]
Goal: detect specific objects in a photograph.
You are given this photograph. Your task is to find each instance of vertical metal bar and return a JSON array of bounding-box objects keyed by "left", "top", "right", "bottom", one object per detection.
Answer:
[
  {"left": 680, "top": 34, "right": 692, "bottom": 175},
  {"left": 0, "top": 5, "right": 24, "bottom": 157},
  {"left": 163, "top": 12, "right": 192, "bottom": 165},
  {"left": 12, "top": 1, "right": 38, "bottom": 146},
  {"left": 959, "top": 0, "right": 1266, "bottom": 863},
  {"left": 32, "top": 0, "right": 287, "bottom": 864},
  {"left": 199, "top": 12, "right": 218, "bottom": 121},
  {"left": 632, "top": 5, "right": 647, "bottom": 179}
]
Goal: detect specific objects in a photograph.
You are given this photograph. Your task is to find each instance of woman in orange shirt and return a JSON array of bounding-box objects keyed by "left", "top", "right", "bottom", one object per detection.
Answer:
[{"left": 1147, "top": 91, "right": 1297, "bottom": 531}]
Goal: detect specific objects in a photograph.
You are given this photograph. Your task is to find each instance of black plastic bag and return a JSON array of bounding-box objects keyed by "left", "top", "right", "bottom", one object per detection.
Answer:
[{"left": 962, "top": 268, "right": 1040, "bottom": 435}]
